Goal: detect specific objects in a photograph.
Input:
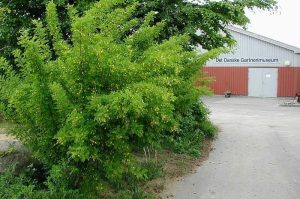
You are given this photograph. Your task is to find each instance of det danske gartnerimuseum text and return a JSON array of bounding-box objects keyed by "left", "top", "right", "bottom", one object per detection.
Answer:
[{"left": 215, "top": 58, "right": 279, "bottom": 63}]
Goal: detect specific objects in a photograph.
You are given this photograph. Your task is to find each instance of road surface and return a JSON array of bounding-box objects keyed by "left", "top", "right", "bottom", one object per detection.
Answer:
[{"left": 164, "top": 96, "right": 300, "bottom": 199}]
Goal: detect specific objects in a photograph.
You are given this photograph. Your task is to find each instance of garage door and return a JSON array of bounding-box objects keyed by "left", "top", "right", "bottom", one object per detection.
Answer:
[{"left": 248, "top": 68, "right": 278, "bottom": 97}]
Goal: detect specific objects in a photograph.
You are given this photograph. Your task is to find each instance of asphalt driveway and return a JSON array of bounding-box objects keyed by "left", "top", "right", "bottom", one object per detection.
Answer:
[{"left": 165, "top": 96, "right": 300, "bottom": 199}]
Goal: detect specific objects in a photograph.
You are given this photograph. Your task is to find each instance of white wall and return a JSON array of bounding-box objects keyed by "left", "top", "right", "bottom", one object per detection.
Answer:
[{"left": 206, "top": 30, "right": 300, "bottom": 67}]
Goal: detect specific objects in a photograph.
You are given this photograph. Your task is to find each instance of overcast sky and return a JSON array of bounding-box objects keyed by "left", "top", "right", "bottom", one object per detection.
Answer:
[{"left": 245, "top": 0, "right": 300, "bottom": 48}]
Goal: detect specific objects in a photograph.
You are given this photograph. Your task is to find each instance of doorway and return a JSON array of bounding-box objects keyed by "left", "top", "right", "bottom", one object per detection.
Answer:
[{"left": 248, "top": 68, "right": 278, "bottom": 97}]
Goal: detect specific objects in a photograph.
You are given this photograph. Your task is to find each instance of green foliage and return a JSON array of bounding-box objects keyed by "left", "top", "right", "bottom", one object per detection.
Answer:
[
  {"left": 135, "top": 0, "right": 277, "bottom": 50},
  {"left": 0, "top": 57, "right": 20, "bottom": 117},
  {"left": 141, "top": 161, "right": 163, "bottom": 181},
  {"left": 167, "top": 102, "right": 217, "bottom": 157},
  {"left": 0, "top": 0, "right": 98, "bottom": 62},
  {"left": 0, "top": 165, "right": 82, "bottom": 199},
  {"left": 0, "top": 167, "right": 36, "bottom": 199},
  {"left": 113, "top": 188, "right": 154, "bottom": 199},
  {"left": 0, "top": 0, "right": 220, "bottom": 197},
  {"left": 0, "top": 0, "right": 277, "bottom": 63}
]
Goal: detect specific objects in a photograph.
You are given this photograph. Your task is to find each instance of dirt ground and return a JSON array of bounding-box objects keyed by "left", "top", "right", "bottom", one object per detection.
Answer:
[
  {"left": 157, "top": 140, "right": 214, "bottom": 199},
  {"left": 0, "top": 122, "right": 29, "bottom": 173},
  {"left": 0, "top": 130, "right": 14, "bottom": 141},
  {"left": 0, "top": 127, "right": 17, "bottom": 149},
  {"left": 166, "top": 140, "right": 213, "bottom": 178}
]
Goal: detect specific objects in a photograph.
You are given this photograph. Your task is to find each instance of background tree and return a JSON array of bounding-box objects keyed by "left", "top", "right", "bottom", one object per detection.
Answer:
[
  {"left": 135, "top": 0, "right": 277, "bottom": 49},
  {"left": 0, "top": 0, "right": 98, "bottom": 62},
  {"left": 0, "top": 0, "right": 277, "bottom": 63}
]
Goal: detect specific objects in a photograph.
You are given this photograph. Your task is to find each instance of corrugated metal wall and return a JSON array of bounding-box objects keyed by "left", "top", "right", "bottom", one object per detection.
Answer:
[
  {"left": 204, "top": 66, "right": 300, "bottom": 97},
  {"left": 203, "top": 67, "right": 248, "bottom": 95},
  {"left": 206, "top": 31, "right": 300, "bottom": 67},
  {"left": 203, "top": 27, "right": 300, "bottom": 97},
  {"left": 278, "top": 67, "right": 300, "bottom": 96}
]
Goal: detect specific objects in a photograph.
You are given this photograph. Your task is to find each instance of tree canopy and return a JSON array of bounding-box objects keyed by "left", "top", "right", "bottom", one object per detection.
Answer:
[
  {"left": 135, "top": 0, "right": 277, "bottom": 49},
  {"left": 0, "top": 0, "right": 277, "bottom": 62}
]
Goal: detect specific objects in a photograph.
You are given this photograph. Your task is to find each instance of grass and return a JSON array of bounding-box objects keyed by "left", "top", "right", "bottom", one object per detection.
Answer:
[
  {"left": 0, "top": 117, "right": 12, "bottom": 131},
  {"left": 96, "top": 139, "right": 214, "bottom": 198},
  {"left": 132, "top": 139, "right": 214, "bottom": 198},
  {"left": 0, "top": 121, "right": 9, "bottom": 129}
]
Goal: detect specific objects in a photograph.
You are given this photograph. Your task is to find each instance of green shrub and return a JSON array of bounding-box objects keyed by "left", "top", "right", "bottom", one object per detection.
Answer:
[
  {"left": 0, "top": 0, "right": 220, "bottom": 197},
  {"left": 166, "top": 102, "right": 217, "bottom": 157},
  {"left": 114, "top": 188, "right": 154, "bottom": 199},
  {"left": 0, "top": 165, "right": 82, "bottom": 199},
  {"left": 142, "top": 161, "right": 163, "bottom": 180}
]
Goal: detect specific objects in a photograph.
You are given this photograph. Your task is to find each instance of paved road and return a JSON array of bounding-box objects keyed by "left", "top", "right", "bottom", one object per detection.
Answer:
[{"left": 165, "top": 96, "right": 300, "bottom": 199}]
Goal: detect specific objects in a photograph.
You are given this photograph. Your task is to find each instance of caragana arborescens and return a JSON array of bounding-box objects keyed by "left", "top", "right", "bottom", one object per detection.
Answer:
[{"left": 0, "top": 0, "right": 220, "bottom": 195}]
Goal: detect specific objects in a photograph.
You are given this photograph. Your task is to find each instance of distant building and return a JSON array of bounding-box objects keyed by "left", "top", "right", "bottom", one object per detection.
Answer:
[{"left": 204, "top": 26, "right": 300, "bottom": 97}]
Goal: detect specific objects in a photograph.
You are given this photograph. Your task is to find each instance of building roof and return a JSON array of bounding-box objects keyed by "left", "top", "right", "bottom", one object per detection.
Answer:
[{"left": 227, "top": 26, "right": 300, "bottom": 54}]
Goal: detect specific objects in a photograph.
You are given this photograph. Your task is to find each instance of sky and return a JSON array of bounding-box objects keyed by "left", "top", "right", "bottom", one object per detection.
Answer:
[{"left": 245, "top": 0, "right": 300, "bottom": 48}]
